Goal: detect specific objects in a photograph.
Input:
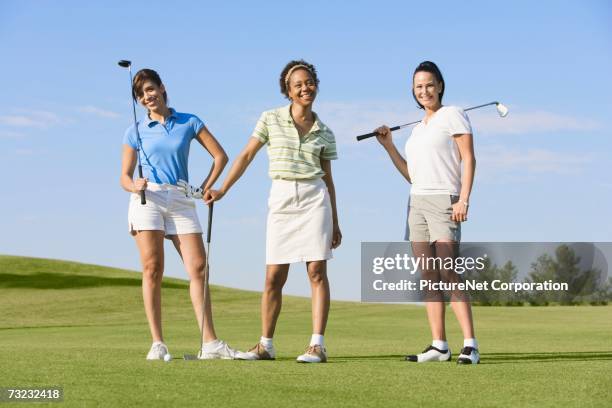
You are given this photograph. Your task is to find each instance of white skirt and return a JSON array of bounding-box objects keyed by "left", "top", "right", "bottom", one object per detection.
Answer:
[{"left": 266, "top": 178, "right": 333, "bottom": 264}]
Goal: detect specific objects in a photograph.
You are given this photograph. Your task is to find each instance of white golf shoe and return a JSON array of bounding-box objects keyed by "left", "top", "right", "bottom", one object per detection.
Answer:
[
  {"left": 457, "top": 346, "right": 480, "bottom": 365},
  {"left": 146, "top": 342, "right": 170, "bottom": 360},
  {"left": 197, "top": 340, "right": 239, "bottom": 360},
  {"left": 296, "top": 345, "right": 327, "bottom": 363},
  {"left": 405, "top": 345, "right": 451, "bottom": 362},
  {"left": 235, "top": 342, "right": 276, "bottom": 360}
]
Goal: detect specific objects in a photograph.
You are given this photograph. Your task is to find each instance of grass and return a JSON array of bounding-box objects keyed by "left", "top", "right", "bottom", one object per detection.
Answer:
[{"left": 1, "top": 255, "right": 611, "bottom": 407}]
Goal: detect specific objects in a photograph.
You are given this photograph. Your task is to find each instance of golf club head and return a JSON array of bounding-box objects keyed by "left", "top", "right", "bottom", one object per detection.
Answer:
[
  {"left": 183, "top": 354, "right": 198, "bottom": 360},
  {"left": 118, "top": 60, "right": 131, "bottom": 68},
  {"left": 496, "top": 102, "right": 509, "bottom": 117}
]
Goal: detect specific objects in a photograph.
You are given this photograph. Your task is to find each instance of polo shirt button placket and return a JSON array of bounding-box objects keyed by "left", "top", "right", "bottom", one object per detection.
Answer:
[{"left": 289, "top": 119, "right": 301, "bottom": 152}]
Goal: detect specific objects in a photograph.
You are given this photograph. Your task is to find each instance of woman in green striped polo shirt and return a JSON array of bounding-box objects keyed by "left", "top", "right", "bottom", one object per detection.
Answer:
[{"left": 205, "top": 60, "right": 341, "bottom": 363}]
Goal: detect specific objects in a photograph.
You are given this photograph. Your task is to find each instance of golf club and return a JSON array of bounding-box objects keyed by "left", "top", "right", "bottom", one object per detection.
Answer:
[
  {"left": 184, "top": 202, "right": 214, "bottom": 361},
  {"left": 118, "top": 59, "right": 146, "bottom": 205},
  {"left": 355, "top": 101, "right": 509, "bottom": 141}
]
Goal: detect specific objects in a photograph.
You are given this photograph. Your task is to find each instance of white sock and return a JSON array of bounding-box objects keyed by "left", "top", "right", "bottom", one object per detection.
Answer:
[
  {"left": 464, "top": 338, "right": 478, "bottom": 349},
  {"left": 203, "top": 339, "right": 221, "bottom": 350},
  {"left": 152, "top": 341, "right": 165, "bottom": 346},
  {"left": 432, "top": 340, "right": 448, "bottom": 351},
  {"left": 310, "top": 334, "right": 325, "bottom": 347},
  {"left": 260, "top": 336, "right": 274, "bottom": 350}
]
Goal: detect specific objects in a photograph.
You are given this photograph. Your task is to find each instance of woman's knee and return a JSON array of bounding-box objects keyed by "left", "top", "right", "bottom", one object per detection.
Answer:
[
  {"left": 187, "top": 258, "right": 206, "bottom": 280},
  {"left": 307, "top": 262, "right": 328, "bottom": 285},
  {"left": 265, "top": 269, "right": 287, "bottom": 292},
  {"left": 142, "top": 258, "right": 164, "bottom": 282}
]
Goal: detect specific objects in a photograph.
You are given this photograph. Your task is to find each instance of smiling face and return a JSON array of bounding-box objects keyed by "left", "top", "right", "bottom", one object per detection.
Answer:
[
  {"left": 287, "top": 68, "right": 317, "bottom": 107},
  {"left": 137, "top": 80, "right": 167, "bottom": 112},
  {"left": 413, "top": 71, "right": 443, "bottom": 110}
]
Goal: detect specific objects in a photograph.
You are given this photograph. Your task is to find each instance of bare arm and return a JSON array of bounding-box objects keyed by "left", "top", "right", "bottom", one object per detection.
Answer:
[
  {"left": 204, "top": 137, "right": 265, "bottom": 203},
  {"left": 321, "top": 159, "right": 342, "bottom": 249},
  {"left": 194, "top": 125, "right": 228, "bottom": 191},
  {"left": 120, "top": 145, "right": 147, "bottom": 193},
  {"left": 374, "top": 126, "right": 411, "bottom": 183},
  {"left": 451, "top": 133, "right": 476, "bottom": 222}
]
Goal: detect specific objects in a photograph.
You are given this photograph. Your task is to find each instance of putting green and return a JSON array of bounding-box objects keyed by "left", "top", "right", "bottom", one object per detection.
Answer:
[{"left": 1, "top": 255, "right": 611, "bottom": 407}]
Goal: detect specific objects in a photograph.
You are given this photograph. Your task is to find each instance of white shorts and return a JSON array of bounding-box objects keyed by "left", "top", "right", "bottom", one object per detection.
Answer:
[
  {"left": 266, "top": 178, "right": 333, "bottom": 264},
  {"left": 127, "top": 182, "right": 203, "bottom": 237}
]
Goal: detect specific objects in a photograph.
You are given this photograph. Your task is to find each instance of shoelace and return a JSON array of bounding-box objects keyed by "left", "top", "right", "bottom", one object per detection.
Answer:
[
  {"left": 152, "top": 343, "right": 165, "bottom": 355},
  {"left": 305, "top": 345, "right": 321, "bottom": 355},
  {"left": 421, "top": 345, "right": 448, "bottom": 353},
  {"left": 460, "top": 346, "right": 475, "bottom": 355},
  {"left": 218, "top": 342, "right": 235, "bottom": 357},
  {"left": 248, "top": 343, "right": 260, "bottom": 353}
]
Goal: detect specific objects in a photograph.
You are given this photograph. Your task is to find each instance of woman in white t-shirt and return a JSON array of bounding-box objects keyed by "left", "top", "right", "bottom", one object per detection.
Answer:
[{"left": 374, "top": 61, "right": 480, "bottom": 364}]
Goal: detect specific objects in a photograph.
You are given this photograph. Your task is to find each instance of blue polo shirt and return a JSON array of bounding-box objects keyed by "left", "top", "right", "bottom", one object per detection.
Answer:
[{"left": 123, "top": 108, "right": 205, "bottom": 185}]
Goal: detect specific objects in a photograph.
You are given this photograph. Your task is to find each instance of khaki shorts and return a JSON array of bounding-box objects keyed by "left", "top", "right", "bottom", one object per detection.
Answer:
[
  {"left": 128, "top": 182, "right": 203, "bottom": 237},
  {"left": 405, "top": 194, "right": 461, "bottom": 243}
]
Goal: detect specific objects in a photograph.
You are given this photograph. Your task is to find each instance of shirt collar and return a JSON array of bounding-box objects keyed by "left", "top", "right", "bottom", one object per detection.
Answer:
[
  {"left": 281, "top": 104, "right": 323, "bottom": 134},
  {"left": 144, "top": 108, "right": 178, "bottom": 127}
]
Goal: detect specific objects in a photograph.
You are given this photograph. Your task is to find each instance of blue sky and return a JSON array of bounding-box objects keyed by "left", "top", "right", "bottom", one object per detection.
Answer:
[{"left": 1, "top": 1, "right": 611, "bottom": 300}]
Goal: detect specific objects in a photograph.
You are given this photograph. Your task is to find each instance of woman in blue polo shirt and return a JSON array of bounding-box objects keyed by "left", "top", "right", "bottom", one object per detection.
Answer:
[
  {"left": 205, "top": 60, "right": 341, "bottom": 363},
  {"left": 120, "top": 68, "right": 239, "bottom": 360}
]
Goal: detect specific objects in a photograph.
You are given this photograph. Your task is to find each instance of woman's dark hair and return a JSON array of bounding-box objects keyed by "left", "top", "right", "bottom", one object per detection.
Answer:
[
  {"left": 132, "top": 68, "right": 168, "bottom": 104},
  {"left": 279, "top": 60, "right": 319, "bottom": 99},
  {"left": 412, "top": 61, "right": 444, "bottom": 109}
]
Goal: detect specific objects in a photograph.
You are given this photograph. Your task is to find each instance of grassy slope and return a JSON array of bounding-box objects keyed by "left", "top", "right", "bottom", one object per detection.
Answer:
[{"left": 1, "top": 255, "right": 611, "bottom": 407}]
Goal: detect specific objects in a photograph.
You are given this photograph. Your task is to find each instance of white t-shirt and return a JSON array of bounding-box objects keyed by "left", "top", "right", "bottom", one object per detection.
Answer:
[{"left": 404, "top": 106, "right": 472, "bottom": 196}]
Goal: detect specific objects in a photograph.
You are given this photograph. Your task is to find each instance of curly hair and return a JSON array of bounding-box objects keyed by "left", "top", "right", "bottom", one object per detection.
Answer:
[{"left": 279, "top": 60, "right": 319, "bottom": 99}]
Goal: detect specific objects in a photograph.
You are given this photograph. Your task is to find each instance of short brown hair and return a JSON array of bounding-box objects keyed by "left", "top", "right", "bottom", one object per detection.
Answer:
[{"left": 132, "top": 68, "right": 168, "bottom": 104}]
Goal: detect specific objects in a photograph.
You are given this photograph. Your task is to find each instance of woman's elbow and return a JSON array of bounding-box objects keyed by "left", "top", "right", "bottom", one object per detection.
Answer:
[
  {"left": 463, "top": 155, "right": 476, "bottom": 167},
  {"left": 218, "top": 152, "right": 229, "bottom": 166}
]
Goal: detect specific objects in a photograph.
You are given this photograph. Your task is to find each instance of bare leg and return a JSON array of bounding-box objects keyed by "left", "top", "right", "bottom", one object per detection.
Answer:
[
  {"left": 261, "top": 264, "right": 289, "bottom": 338},
  {"left": 436, "top": 239, "right": 475, "bottom": 339},
  {"left": 413, "top": 241, "right": 446, "bottom": 341},
  {"left": 135, "top": 230, "right": 166, "bottom": 343},
  {"left": 306, "top": 261, "right": 330, "bottom": 335},
  {"left": 170, "top": 233, "right": 218, "bottom": 343}
]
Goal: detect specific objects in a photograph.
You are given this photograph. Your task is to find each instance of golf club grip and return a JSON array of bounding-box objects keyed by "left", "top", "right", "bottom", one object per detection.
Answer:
[
  {"left": 137, "top": 164, "right": 146, "bottom": 205},
  {"left": 356, "top": 125, "right": 401, "bottom": 141},
  {"left": 207, "top": 202, "right": 214, "bottom": 243}
]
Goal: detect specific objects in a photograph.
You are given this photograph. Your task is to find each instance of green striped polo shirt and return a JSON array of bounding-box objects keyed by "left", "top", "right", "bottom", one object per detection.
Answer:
[{"left": 252, "top": 104, "right": 338, "bottom": 180}]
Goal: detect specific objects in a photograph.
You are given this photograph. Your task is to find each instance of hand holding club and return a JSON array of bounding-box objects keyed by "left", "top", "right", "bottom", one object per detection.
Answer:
[
  {"left": 374, "top": 125, "right": 393, "bottom": 148},
  {"left": 204, "top": 189, "right": 225, "bottom": 204},
  {"left": 133, "top": 178, "right": 148, "bottom": 193}
]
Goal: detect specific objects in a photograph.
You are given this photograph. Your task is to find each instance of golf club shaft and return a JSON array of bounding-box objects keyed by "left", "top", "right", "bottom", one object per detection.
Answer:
[
  {"left": 199, "top": 203, "right": 214, "bottom": 353},
  {"left": 125, "top": 63, "right": 146, "bottom": 205},
  {"left": 355, "top": 101, "right": 499, "bottom": 141},
  {"left": 207, "top": 202, "right": 214, "bottom": 244},
  {"left": 199, "top": 242, "right": 209, "bottom": 352},
  {"left": 464, "top": 101, "right": 498, "bottom": 112},
  {"left": 356, "top": 123, "right": 415, "bottom": 141}
]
